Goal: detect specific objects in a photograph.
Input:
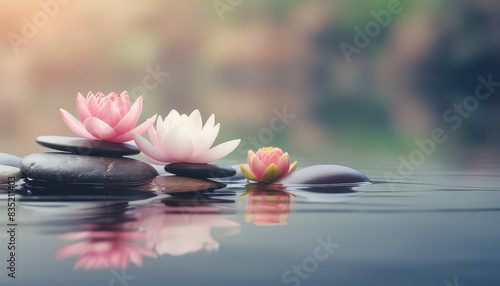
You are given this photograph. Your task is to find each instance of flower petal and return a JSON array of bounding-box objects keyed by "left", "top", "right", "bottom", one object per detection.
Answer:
[
  {"left": 247, "top": 150, "right": 256, "bottom": 165},
  {"left": 76, "top": 93, "right": 92, "bottom": 122},
  {"left": 129, "top": 250, "right": 143, "bottom": 267},
  {"left": 140, "top": 151, "right": 169, "bottom": 165},
  {"left": 156, "top": 115, "right": 171, "bottom": 143},
  {"left": 154, "top": 115, "right": 165, "bottom": 145},
  {"left": 202, "top": 114, "right": 215, "bottom": 132},
  {"left": 83, "top": 117, "right": 117, "bottom": 140},
  {"left": 113, "top": 96, "right": 143, "bottom": 136},
  {"left": 111, "top": 114, "right": 157, "bottom": 142},
  {"left": 120, "top": 91, "right": 130, "bottom": 110},
  {"left": 289, "top": 161, "right": 298, "bottom": 173},
  {"left": 113, "top": 97, "right": 129, "bottom": 116},
  {"left": 131, "top": 114, "right": 157, "bottom": 135},
  {"left": 277, "top": 152, "right": 291, "bottom": 175},
  {"left": 133, "top": 133, "right": 172, "bottom": 164},
  {"left": 267, "top": 153, "right": 281, "bottom": 166},
  {"left": 84, "top": 91, "right": 94, "bottom": 103},
  {"left": 188, "top": 109, "right": 203, "bottom": 138},
  {"left": 262, "top": 163, "right": 282, "bottom": 182},
  {"left": 86, "top": 94, "right": 101, "bottom": 116},
  {"left": 192, "top": 123, "right": 220, "bottom": 156},
  {"left": 97, "top": 100, "right": 122, "bottom": 127},
  {"left": 162, "top": 123, "right": 194, "bottom": 162},
  {"left": 249, "top": 152, "right": 267, "bottom": 181},
  {"left": 165, "top": 109, "right": 180, "bottom": 129},
  {"left": 60, "top": 109, "right": 97, "bottom": 139},
  {"left": 189, "top": 139, "right": 240, "bottom": 164},
  {"left": 240, "top": 164, "right": 259, "bottom": 181},
  {"left": 97, "top": 92, "right": 109, "bottom": 107},
  {"left": 147, "top": 125, "right": 161, "bottom": 150}
]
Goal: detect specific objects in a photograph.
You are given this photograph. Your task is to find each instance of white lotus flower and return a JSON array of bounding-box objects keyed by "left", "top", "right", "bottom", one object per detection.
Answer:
[{"left": 133, "top": 110, "right": 241, "bottom": 165}]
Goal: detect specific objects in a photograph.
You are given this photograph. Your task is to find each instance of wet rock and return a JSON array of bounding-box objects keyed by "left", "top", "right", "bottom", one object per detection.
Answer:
[
  {"left": 0, "top": 165, "right": 22, "bottom": 183},
  {"left": 164, "top": 163, "right": 236, "bottom": 178},
  {"left": 276, "top": 165, "right": 369, "bottom": 185},
  {"left": 36, "top": 135, "right": 140, "bottom": 156},
  {"left": 215, "top": 164, "right": 247, "bottom": 183},
  {"left": 151, "top": 175, "right": 226, "bottom": 194},
  {"left": 0, "top": 153, "right": 22, "bottom": 167},
  {"left": 20, "top": 152, "right": 158, "bottom": 185}
]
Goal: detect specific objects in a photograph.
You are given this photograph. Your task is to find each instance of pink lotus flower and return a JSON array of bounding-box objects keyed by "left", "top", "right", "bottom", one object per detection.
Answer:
[
  {"left": 60, "top": 91, "right": 157, "bottom": 142},
  {"left": 240, "top": 147, "right": 297, "bottom": 182},
  {"left": 133, "top": 109, "right": 241, "bottom": 164}
]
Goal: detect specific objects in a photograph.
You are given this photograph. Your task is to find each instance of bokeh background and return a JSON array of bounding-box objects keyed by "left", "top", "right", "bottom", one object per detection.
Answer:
[{"left": 1, "top": 0, "right": 499, "bottom": 164}]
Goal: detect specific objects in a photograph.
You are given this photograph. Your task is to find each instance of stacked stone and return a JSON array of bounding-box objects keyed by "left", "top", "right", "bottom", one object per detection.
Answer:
[
  {"left": 19, "top": 136, "right": 158, "bottom": 185},
  {"left": 164, "top": 162, "right": 236, "bottom": 179},
  {"left": 154, "top": 161, "right": 239, "bottom": 194}
]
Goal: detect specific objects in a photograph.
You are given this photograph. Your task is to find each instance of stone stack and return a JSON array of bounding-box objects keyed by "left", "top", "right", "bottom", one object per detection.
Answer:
[
  {"left": 154, "top": 162, "right": 238, "bottom": 194},
  {"left": 19, "top": 136, "right": 158, "bottom": 185}
]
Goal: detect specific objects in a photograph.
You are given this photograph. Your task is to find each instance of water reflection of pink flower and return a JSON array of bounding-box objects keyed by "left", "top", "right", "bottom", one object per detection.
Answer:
[
  {"left": 56, "top": 203, "right": 240, "bottom": 269},
  {"left": 126, "top": 204, "right": 240, "bottom": 256},
  {"left": 56, "top": 231, "right": 157, "bottom": 270},
  {"left": 242, "top": 191, "right": 292, "bottom": 226}
]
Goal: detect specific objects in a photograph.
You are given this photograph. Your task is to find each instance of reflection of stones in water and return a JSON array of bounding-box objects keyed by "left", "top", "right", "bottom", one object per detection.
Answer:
[
  {"left": 17, "top": 179, "right": 157, "bottom": 202},
  {"left": 51, "top": 195, "right": 240, "bottom": 268},
  {"left": 243, "top": 180, "right": 361, "bottom": 204},
  {"left": 161, "top": 192, "right": 236, "bottom": 212},
  {"left": 241, "top": 190, "right": 292, "bottom": 226},
  {"left": 285, "top": 186, "right": 359, "bottom": 203},
  {"left": 19, "top": 200, "right": 138, "bottom": 231}
]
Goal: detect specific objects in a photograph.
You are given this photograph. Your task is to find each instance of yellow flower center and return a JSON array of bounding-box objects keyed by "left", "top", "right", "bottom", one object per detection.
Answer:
[{"left": 259, "top": 146, "right": 274, "bottom": 153}]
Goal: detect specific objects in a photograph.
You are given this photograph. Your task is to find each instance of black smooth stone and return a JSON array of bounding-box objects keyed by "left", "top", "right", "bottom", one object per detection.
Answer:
[
  {"left": 36, "top": 135, "right": 140, "bottom": 156},
  {"left": 20, "top": 152, "right": 158, "bottom": 185},
  {"left": 276, "top": 165, "right": 370, "bottom": 185},
  {"left": 0, "top": 153, "right": 22, "bottom": 167},
  {"left": 164, "top": 163, "right": 236, "bottom": 178}
]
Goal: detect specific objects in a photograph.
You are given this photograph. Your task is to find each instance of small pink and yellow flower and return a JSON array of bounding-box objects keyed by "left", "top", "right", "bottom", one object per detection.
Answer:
[{"left": 240, "top": 147, "right": 297, "bottom": 183}]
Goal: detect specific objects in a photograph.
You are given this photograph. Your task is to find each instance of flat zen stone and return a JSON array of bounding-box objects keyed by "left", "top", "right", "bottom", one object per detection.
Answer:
[
  {"left": 0, "top": 153, "right": 22, "bottom": 167},
  {"left": 20, "top": 152, "right": 158, "bottom": 185},
  {"left": 164, "top": 163, "right": 236, "bottom": 178},
  {"left": 276, "top": 165, "right": 370, "bottom": 185},
  {"left": 0, "top": 165, "right": 22, "bottom": 183},
  {"left": 36, "top": 135, "right": 140, "bottom": 156}
]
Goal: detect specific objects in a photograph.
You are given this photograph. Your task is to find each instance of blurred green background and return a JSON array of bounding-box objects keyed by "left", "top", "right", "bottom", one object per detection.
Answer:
[{"left": 1, "top": 0, "right": 499, "bottom": 164}]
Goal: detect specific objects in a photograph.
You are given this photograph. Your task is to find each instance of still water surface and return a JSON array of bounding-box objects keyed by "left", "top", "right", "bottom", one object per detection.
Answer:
[{"left": 0, "top": 160, "right": 499, "bottom": 286}]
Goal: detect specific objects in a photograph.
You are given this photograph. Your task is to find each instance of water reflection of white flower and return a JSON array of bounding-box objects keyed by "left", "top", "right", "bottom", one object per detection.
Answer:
[{"left": 125, "top": 205, "right": 240, "bottom": 256}]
